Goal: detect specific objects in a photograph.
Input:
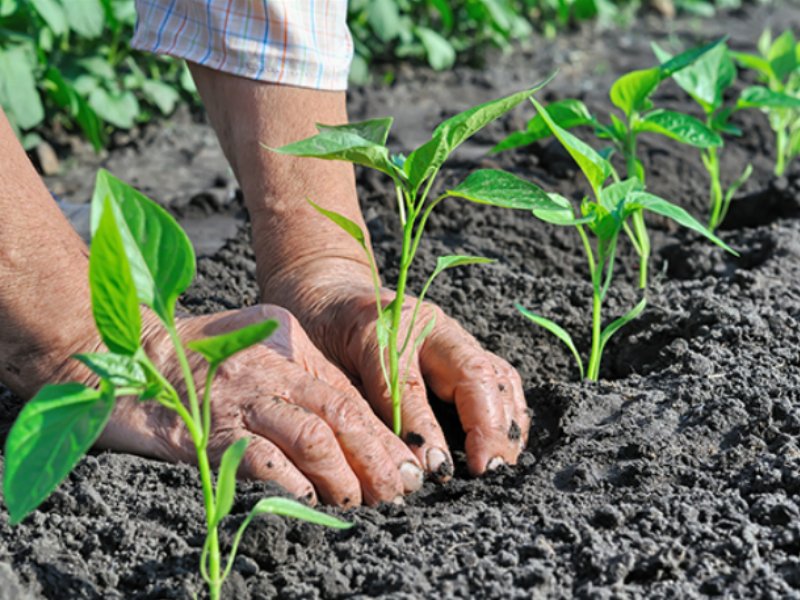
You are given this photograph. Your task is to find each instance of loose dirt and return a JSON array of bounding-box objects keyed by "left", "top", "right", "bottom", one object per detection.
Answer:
[{"left": 2, "top": 3, "right": 800, "bottom": 598}]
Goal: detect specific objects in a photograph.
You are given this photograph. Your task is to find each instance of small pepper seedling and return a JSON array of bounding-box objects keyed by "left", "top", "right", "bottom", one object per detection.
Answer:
[
  {"left": 493, "top": 39, "right": 724, "bottom": 289},
  {"left": 513, "top": 99, "right": 736, "bottom": 380},
  {"left": 270, "top": 77, "right": 564, "bottom": 436},
  {"left": 731, "top": 29, "right": 800, "bottom": 177},
  {"left": 653, "top": 40, "right": 800, "bottom": 230},
  {"left": 1, "top": 171, "right": 350, "bottom": 600}
]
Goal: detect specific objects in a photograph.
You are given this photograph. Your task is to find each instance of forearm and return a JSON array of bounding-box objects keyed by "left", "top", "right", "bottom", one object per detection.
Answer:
[
  {"left": 188, "top": 65, "right": 375, "bottom": 306},
  {"left": 0, "top": 110, "right": 98, "bottom": 397}
]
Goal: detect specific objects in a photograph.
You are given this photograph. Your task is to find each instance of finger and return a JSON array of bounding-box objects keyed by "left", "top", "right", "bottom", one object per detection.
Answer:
[
  {"left": 287, "top": 374, "right": 411, "bottom": 504},
  {"left": 243, "top": 395, "right": 362, "bottom": 507},
  {"left": 237, "top": 435, "right": 318, "bottom": 505},
  {"left": 491, "top": 356, "right": 530, "bottom": 449},
  {"left": 358, "top": 343, "right": 454, "bottom": 482},
  {"left": 420, "top": 316, "right": 523, "bottom": 476}
]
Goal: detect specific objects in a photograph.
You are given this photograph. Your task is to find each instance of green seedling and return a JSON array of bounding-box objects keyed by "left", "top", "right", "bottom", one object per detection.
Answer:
[
  {"left": 2, "top": 171, "right": 350, "bottom": 600},
  {"left": 270, "top": 77, "right": 564, "bottom": 435},
  {"left": 514, "top": 99, "right": 735, "bottom": 380},
  {"left": 653, "top": 40, "right": 800, "bottom": 230},
  {"left": 731, "top": 29, "right": 800, "bottom": 177},
  {"left": 494, "top": 39, "right": 724, "bottom": 288}
]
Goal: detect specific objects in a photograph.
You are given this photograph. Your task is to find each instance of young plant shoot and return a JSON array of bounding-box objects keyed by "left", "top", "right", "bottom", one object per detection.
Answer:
[
  {"left": 731, "top": 29, "right": 800, "bottom": 177},
  {"left": 1, "top": 171, "right": 350, "bottom": 600},
  {"left": 514, "top": 99, "right": 736, "bottom": 381},
  {"left": 653, "top": 40, "right": 800, "bottom": 230},
  {"left": 270, "top": 78, "right": 564, "bottom": 435},
  {"left": 493, "top": 39, "right": 724, "bottom": 288}
]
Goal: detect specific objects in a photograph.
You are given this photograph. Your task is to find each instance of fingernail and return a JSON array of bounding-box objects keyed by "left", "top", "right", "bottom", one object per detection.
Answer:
[
  {"left": 426, "top": 447, "right": 448, "bottom": 473},
  {"left": 486, "top": 456, "right": 506, "bottom": 471},
  {"left": 399, "top": 461, "right": 424, "bottom": 492},
  {"left": 392, "top": 495, "right": 405, "bottom": 506}
]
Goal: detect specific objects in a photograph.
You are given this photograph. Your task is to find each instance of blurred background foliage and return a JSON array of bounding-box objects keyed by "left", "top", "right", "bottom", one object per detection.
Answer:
[{"left": 0, "top": 0, "right": 739, "bottom": 150}]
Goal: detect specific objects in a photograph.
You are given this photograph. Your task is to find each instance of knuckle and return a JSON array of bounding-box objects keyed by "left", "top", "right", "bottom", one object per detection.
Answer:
[
  {"left": 323, "top": 391, "right": 363, "bottom": 427},
  {"left": 293, "top": 417, "right": 335, "bottom": 464},
  {"left": 459, "top": 355, "right": 497, "bottom": 383}
]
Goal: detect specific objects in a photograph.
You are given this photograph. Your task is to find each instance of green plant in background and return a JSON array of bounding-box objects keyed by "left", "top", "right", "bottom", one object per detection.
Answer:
[
  {"left": 732, "top": 29, "right": 800, "bottom": 177},
  {"left": 653, "top": 40, "right": 800, "bottom": 230},
  {"left": 271, "top": 78, "right": 563, "bottom": 435},
  {"left": 0, "top": 0, "right": 195, "bottom": 150},
  {"left": 2, "top": 171, "right": 349, "bottom": 600},
  {"left": 514, "top": 99, "right": 735, "bottom": 380},
  {"left": 493, "top": 40, "right": 724, "bottom": 288}
]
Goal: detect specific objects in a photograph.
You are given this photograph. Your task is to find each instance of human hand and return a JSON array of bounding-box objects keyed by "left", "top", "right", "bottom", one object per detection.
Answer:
[
  {"left": 263, "top": 261, "right": 531, "bottom": 480},
  {"left": 76, "top": 306, "right": 424, "bottom": 507}
]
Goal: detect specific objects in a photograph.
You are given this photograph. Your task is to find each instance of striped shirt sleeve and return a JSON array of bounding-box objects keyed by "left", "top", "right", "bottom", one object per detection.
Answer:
[{"left": 132, "top": 0, "right": 353, "bottom": 91}]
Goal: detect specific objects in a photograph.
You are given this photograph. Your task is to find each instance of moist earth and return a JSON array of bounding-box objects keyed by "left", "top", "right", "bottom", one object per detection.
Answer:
[{"left": 3, "top": 3, "right": 800, "bottom": 598}]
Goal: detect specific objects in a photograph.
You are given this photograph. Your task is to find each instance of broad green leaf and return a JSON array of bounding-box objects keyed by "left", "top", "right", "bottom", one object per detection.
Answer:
[
  {"left": 213, "top": 438, "right": 249, "bottom": 526},
  {"left": 405, "top": 74, "right": 555, "bottom": 191},
  {"left": 90, "top": 200, "right": 141, "bottom": 355},
  {"left": 142, "top": 80, "right": 180, "bottom": 115},
  {"left": 447, "top": 169, "right": 561, "bottom": 210},
  {"left": 91, "top": 170, "right": 196, "bottom": 326},
  {"left": 598, "top": 296, "right": 647, "bottom": 355},
  {"left": 270, "top": 118, "right": 396, "bottom": 177},
  {"left": 246, "top": 497, "right": 352, "bottom": 529},
  {"left": 653, "top": 42, "right": 735, "bottom": 112},
  {"left": 74, "top": 352, "right": 146, "bottom": 388},
  {"left": 532, "top": 193, "right": 592, "bottom": 226},
  {"left": 582, "top": 200, "right": 620, "bottom": 241},
  {"left": 30, "top": 0, "right": 67, "bottom": 35},
  {"left": 43, "top": 67, "right": 104, "bottom": 151},
  {"left": 737, "top": 86, "right": 800, "bottom": 110},
  {"left": 3, "top": 383, "right": 114, "bottom": 524},
  {"left": 516, "top": 304, "right": 584, "bottom": 379},
  {"left": 658, "top": 38, "right": 726, "bottom": 78},
  {"left": 636, "top": 110, "right": 722, "bottom": 148},
  {"left": 531, "top": 97, "right": 612, "bottom": 197},
  {"left": 368, "top": 0, "right": 401, "bottom": 42},
  {"left": 491, "top": 99, "right": 594, "bottom": 153},
  {"left": 415, "top": 27, "right": 456, "bottom": 71},
  {"left": 599, "top": 178, "right": 643, "bottom": 212},
  {"left": 609, "top": 67, "right": 661, "bottom": 117},
  {"left": 626, "top": 191, "right": 737, "bottom": 254},
  {"left": 767, "top": 30, "right": 797, "bottom": 82},
  {"left": 62, "top": 0, "right": 104, "bottom": 38},
  {"left": 308, "top": 200, "right": 367, "bottom": 250},
  {"left": 0, "top": 45, "right": 44, "bottom": 130},
  {"left": 431, "top": 255, "right": 495, "bottom": 280},
  {"left": 187, "top": 320, "right": 278, "bottom": 366},
  {"left": 731, "top": 51, "right": 773, "bottom": 79},
  {"left": 88, "top": 88, "right": 139, "bottom": 129}
]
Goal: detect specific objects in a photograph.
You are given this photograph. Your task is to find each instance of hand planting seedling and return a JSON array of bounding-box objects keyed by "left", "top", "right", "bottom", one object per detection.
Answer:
[
  {"left": 1, "top": 171, "right": 350, "bottom": 600},
  {"left": 493, "top": 40, "right": 724, "bottom": 288},
  {"left": 270, "top": 78, "right": 564, "bottom": 435},
  {"left": 731, "top": 29, "right": 800, "bottom": 177},
  {"left": 513, "top": 99, "right": 736, "bottom": 380},
  {"left": 653, "top": 40, "right": 800, "bottom": 230}
]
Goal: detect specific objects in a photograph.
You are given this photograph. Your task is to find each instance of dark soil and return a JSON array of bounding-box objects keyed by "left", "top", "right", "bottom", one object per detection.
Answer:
[{"left": 3, "top": 3, "right": 800, "bottom": 598}]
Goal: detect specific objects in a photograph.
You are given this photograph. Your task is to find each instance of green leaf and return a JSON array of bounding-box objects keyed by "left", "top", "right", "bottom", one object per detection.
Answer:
[
  {"left": 599, "top": 178, "right": 644, "bottom": 212},
  {"left": 530, "top": 97, "right": 612, "bottom": 197},
  {"left": 767, "top": 30, "right": 797, "bottom": 82},
  {"left": 91, "top": 170, "right": 196, "bottom": 327},
  {"left": 431, "top": 255, "right": 495, "bottom": 280},
  {"left": 415, "top": 27, "right": 456, "bottom": 71},
  {"left": 30, "top": 0, "right": 67, "bottom": 35},
  {"left": 626, "top": 191, "right": 737, "bottom": 254},
  {"left": 142, "top": 80, "right": 180, "bottom": 115},
  {"left": 88, "top": 88, "right": 140, "bottom": 129},
  {"left": 368, "top": 0, "right": 401, "bottom": 42},
  {"left": 90, "top": 199, "right": 142, "bottom": 355},
  {"left": 636, "top": 110, "right": 722, "bottom": 148},
  {"left": 737, "top": 86, "right": 800, "bottom": 110},
  {"left": 609, "top": 67, "right": 661, "bottom": 117},
  {"left": 447, "top": 169, "right": 562, "bottom": 210},
  {"left": 43, "top": 67, "right": 104, "bottom": 151},
  {"left": 723, "top": 163, "right": 753, "bottom": 213},
  {"left": 213, "top": 438, "right": 249, "bottom": 526},
  {"left": 532, "top": 193, "right": 592, "bottom": 226},
  {"left": 0, "top": 45, "right": 44, "bottom": 130},
  {"left": 74, "top": 353, "right": 146, "bottom": 388},
  {"left": 3, "top": 383, "right": 114, "bottom": 525},
  {"left": 307, "top": 200, "right": 367, "bottom": 250},
  {"left": 731, "top": 51, "right": 773, "bottom": 80},
  {"left": 187, "top": 320, "right": 278, "bottom": 366},
  {"left": 516, "top": 304, "right": 584, "bottom": 379},
  {"left": 598, "top": 296, "right": 647, "bottom": 355},
  {"left": 62, "top": 0, "right": 104, "bottom": 38},
  {"left": 269, "top": 118, "right": 396, "bottom": 178},
  {"left": 405, "top": 74, "right": 555, "bottom": 192},
  {"left": 246, "top": 497, "right": 352, "bottom": 529},
  {"left": 653, "top": 42, "right": 735, "bottom": 112},
  {"left": 491, "top": 98, "right": 594, "bottom": 153}
]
